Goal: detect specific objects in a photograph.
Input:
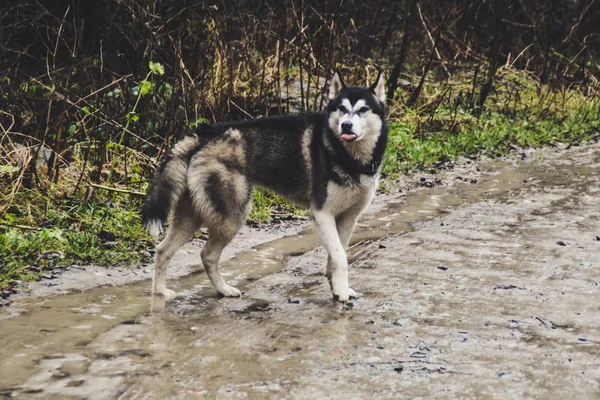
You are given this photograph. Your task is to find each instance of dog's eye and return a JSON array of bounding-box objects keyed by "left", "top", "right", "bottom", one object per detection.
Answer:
[
  {"left": 338, "top": 106, "right": 347, "bottom": 113},
  {"left": 359, "top": 107, "right": 370, "bottom": 113}
]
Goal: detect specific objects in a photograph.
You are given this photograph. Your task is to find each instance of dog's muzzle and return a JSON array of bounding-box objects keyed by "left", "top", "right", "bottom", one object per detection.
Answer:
[{"left": 340, "top": 122, "right": 357, "bottom": 142}]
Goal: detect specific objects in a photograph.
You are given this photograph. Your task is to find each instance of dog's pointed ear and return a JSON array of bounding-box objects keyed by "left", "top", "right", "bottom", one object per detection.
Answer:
[
  {"left": 328, "top": 72, "right": 345, "bottom": 100},
  {"left": 370, "top": 72, "right": 386, "bottom": 104}
]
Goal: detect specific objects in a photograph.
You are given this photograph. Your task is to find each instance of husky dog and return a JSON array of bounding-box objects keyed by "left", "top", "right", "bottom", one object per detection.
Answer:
[{"left": 142, "top": 72, "right": 387, "bottom": 303}]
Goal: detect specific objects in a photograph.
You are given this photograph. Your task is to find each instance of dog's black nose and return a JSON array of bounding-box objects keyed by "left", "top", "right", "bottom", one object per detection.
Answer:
[{"left": 341, "top": 122, "right": 353, "bottom": 132}]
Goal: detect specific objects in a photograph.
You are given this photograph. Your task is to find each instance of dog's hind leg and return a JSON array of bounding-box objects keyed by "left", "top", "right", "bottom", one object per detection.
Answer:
[
  {"left": 201, "top": 233, "right": 241, "bottom": 297},
  {"left": 153, "top": 196, "right": 201, "bottom": 299},
  {"left": 202, "top": 201, "right": 252, "bottom": 297}
]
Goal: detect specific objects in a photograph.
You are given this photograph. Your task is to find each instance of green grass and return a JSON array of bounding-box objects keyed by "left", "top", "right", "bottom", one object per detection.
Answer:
[
  {"left": 383, "top": 106, "right": 600, "bottom": 177},
  {"left": 1, "top": 68, "right": 599, "bottom": 292},
  {"left": 383, "top": 68, "right": 599, "bottom": 176},
  {"left": 0, "top": 191, "right": 153, "bottom": 291},
  {"left": 249, "top": 188, "right": 307, "bottom": 224}
]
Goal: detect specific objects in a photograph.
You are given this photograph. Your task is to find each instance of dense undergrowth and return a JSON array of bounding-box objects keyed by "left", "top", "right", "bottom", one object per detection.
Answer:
[{"left": 1, "top": 67, "right": 599, "bottom": 293}]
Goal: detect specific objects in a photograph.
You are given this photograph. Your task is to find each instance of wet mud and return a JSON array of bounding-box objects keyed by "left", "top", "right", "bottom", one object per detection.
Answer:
[{"left": 1, "top": 144, "right": 600, "bottom": 399}]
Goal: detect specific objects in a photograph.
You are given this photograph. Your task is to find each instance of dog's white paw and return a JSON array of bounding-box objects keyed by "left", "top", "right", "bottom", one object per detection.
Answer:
[
  {"left": 348, "top": 287, "right": 357, "bottom": 298},
  {"left": 154, "top": 288, "right": 176, "bottom": 301},
  {"left": 333, "top": 287, "right": 357, "bottom": 303},
  {"left": 217, "top": 284, "right": 242, "bottom": 298}
]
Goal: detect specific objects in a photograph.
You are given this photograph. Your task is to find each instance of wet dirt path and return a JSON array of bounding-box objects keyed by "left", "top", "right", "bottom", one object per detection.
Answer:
[{"left": 1, "top": 144, "right": 600, "bottom": 399}]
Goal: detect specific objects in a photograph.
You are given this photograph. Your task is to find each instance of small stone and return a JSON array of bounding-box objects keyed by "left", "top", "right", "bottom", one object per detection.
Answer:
[
  {"left": 102, "top": 241, "right": 119, "bottom": 249},
  {"left": 60, "top": 360, "right": 90, "bottom": 375},
  {"left": 51, "top": 371, "right": 70, "bottom": 380},
  {"left": 291, "top": 346, "right": 302, "bottom": 352},
  {"left": 37, "top": 250, "right": 64, "bottom": 261}
]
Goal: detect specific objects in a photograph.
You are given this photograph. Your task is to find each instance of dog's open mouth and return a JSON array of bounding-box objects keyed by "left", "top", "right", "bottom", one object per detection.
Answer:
[{"left": 340, "top": 133, "right": 358, "bottom": 142}]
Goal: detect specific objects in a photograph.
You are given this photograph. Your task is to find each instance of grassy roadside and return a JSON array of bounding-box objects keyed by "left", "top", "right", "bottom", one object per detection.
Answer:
[
  {"left": 383, "top": 67, "right": 599, "bottom": 176},
  {"left": 1, "top": 68, "right": 599, "bottom": 294},
  {"left": 384, "top": 98, "right": 599, "bottom": 177},
  {"left": 0, "top": 190, "right": 153, "bottom": 293}
]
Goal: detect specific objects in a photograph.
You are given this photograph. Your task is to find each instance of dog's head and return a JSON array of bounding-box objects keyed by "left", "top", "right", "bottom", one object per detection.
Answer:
[{"left": 326, "top": 72, "right": 386, "bottom": 143}]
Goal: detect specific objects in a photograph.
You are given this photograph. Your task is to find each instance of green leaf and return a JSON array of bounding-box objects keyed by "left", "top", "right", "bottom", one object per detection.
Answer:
[
  {"left": 68, "top": 123, "right": 77, "bottom": 135},
  {"left": 149, "top": 61, "right": 165, "bottom": 76},
  {"left": 0, "top": 165, "right": 19, "bottom": 174},
  {"left": 126, "top": 112, "right": 139, "bottom": 122},
  {"left": 140, "top": 80, "right": 152, "bottom": 96},
  {"left": 46, "top": 228, "right": 65, "bottom": 241}
]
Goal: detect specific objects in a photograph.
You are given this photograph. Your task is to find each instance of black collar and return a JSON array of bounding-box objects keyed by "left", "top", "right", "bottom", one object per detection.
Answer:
[{"left": 351, "top": 159, "right": 381, "bottom": 176}]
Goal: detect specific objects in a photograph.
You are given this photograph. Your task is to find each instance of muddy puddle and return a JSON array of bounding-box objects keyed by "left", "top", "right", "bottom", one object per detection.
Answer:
[{"left": 2, "top": 146, "right": 600, "bottom": 399}]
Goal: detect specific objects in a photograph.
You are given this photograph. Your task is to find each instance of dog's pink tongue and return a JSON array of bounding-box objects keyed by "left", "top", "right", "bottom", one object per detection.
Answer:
[{"left": 341, "top": 133, "right": 357, "bottom": 141}]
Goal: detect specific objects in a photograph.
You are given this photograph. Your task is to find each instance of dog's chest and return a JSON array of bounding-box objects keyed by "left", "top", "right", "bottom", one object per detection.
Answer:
[{"left": 323, "top": 174, "right": 378, "bottom": 215}]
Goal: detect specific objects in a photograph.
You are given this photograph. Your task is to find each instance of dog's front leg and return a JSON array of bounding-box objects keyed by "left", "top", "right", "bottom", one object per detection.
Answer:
[
  {"left": 326, "top": 209, "right": 362, "bottom": 299},
  {"left": 312, "top": 210, "right": 353, "bottom": 302}
]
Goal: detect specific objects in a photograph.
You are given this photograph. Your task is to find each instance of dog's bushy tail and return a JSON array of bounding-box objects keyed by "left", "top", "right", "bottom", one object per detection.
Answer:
[{"left": 141, "top": 135, "right": 199, "bottom": 236}]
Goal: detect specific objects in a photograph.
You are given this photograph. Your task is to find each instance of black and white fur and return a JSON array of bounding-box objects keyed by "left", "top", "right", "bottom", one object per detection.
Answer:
[{"left": 142, "top": 72, "right": 388, "bottom": 303}]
